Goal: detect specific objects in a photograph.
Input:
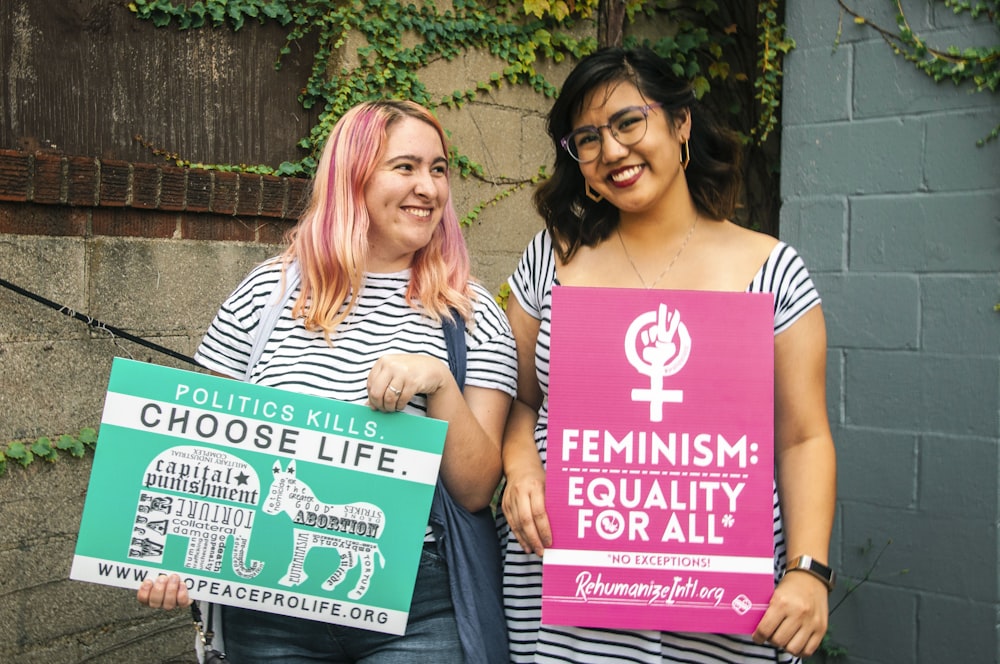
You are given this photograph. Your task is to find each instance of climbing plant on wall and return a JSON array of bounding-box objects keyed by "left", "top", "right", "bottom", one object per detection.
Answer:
[
  {"left": 837, "top": 0, "right": 999, "bottom": 144},
  {"left": 128, "top": 0, "right": 793, "bottom": 233}
]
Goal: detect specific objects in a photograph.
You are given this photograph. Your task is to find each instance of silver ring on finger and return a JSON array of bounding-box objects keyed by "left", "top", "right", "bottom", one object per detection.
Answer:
[{"left": 388, "top": 385, "right": 402, "bottom": 395}]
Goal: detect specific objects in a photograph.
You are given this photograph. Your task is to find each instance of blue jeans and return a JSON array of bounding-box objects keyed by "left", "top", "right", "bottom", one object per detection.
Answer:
[{"left": 221, "top": 544, "right": 461, "bottom": 663}]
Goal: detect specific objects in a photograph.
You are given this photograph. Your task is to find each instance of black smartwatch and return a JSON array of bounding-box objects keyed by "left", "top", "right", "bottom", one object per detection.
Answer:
[{"left": 784, "top": 555, "right": 836, "bottom": 592}]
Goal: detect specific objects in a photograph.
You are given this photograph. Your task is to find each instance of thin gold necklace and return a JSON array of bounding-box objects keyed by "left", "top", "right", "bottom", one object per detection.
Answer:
[{"left": 616, "top": 214, "right": 699, "bottom": 289}]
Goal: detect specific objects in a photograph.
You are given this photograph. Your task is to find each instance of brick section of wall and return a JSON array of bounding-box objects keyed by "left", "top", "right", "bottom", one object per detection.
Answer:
[{"left": 0, "top": 149, "right": 310, "bottom": 240}]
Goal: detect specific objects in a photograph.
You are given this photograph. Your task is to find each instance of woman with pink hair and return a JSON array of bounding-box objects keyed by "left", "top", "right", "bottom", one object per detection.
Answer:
[{"left": 138, "top": 100, "right": 516, "bottom": 663}]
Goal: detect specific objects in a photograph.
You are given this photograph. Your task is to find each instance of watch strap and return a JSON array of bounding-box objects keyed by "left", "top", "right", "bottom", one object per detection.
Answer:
[{"left": 784, "top": 554, "right": 836, "bottom": 592}]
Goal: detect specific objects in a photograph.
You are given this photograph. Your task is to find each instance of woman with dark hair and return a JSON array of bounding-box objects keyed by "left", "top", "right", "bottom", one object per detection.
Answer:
[
  {"left": 138, "top": 99, "right": 517, "bottom": 663},
  {"left": 499, "top": 47, "right": 836, "bottom": 663}
]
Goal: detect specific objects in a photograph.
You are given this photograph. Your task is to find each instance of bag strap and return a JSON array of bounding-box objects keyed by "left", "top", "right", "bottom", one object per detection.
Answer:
[
  {"left": 441, "top": 310, "right": 467, "bottom": 389},
  {"left": 190, "top": 601, "right": 215, "bottom": 648},
  {"left": 245, "top": 261, "right": 301, "bottom": 381}
]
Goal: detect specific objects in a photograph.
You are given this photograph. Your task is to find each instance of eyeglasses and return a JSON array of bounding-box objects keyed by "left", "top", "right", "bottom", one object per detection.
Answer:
[{"left": 560, "top": 103, "right": 662, "bottom": 163}]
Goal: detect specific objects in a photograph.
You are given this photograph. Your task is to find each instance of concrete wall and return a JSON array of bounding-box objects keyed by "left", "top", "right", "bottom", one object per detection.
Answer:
[
  {"left": 0, "top": 15, "right": 558, "bottom": 664},
  {"left": 781, "top": 1, "right": 1000, "bottom": 662}
]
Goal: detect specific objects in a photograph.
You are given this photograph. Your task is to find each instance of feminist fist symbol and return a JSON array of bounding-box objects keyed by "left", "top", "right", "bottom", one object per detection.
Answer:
[{"left": 625, "top": 303, "right": 692, "bottom": 422}]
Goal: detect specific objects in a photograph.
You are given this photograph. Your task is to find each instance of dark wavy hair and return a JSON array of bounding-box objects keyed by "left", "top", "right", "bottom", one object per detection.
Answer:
[{"left": 534, "top": 47, "right": 743, "bottom": 262}]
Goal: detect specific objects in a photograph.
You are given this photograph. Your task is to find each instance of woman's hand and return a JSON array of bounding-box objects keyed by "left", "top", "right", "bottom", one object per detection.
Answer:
[
  {"left": 500, "top": 443, "right": 551, "bottom": 556},
  {"left": 752, "top": 570, "right": 829, "bottom": 657},
  {"left": 500, "top": 296, "right": 551, "bottom": 555},
  {"left": 366, "top": 353, "right": 451, "bottom": 412},
  {"left": 137, "top": 573, "right": 191, "bottom": 610}
]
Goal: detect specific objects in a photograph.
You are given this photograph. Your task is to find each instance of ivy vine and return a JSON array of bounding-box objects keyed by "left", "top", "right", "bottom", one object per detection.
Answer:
[
  {"left": 128, "top": 0, "right": 593, "bottom": 196},
  {"left": 837, "top": 0, "right": 999, "bottom": 145},
  {"left": 128, "top": 0, "right": 792, "bottom": 232},
  {"left": 0, "top": 428, "right": 98, "bottom": 478}
]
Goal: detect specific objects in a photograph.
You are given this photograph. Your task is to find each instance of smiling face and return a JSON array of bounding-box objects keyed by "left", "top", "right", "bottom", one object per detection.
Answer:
[
  {"left": 574, "top": 81, "right": 691, "bottom": 221},
  {"left": 363, "top": 115, "right": 450, "bottom": 273}
]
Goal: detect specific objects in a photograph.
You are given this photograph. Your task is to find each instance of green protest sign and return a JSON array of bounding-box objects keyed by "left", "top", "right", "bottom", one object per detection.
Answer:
[{"left": 71, "top": 358, "right": 446, "bottom": 634}]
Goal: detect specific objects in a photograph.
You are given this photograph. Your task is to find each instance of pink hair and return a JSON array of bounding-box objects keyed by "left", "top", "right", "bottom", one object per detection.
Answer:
[{"left": 280, "top": 100, "right": 473, "bottom": 340}]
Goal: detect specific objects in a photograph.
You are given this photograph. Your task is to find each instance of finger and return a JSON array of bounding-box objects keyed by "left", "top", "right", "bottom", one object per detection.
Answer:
[
  {"left": 151, "top": 573, "right": 188, "bottom": 610},
  {"left": 517, "top": 494, "right": 551, "bottom": 555},
  {"left": 145, "top": 574, "right": 169, "bottom": 609},
  {"left": 385, "top": 383, "right": 407, "bottom": 411},
  {"left": 167, "top": 573, "right": 192, "bottom": 608},
  {"left": 502, "top": 489, "right": 537, "bottom": 554},
  {"left": 530, "top": 493, "right": 553, "bottom": 550},
  {"left": 801, "top": 630, "right": 825, "bottom": 658},
  {"left": 137, "top": 579, "right": 154, "bottom": 606},
  {"left": 781, "top": 628, "right": 811, "bottom": 659},
  {"left": 752, "top": 608, "right": 780, "bottom": 645}
]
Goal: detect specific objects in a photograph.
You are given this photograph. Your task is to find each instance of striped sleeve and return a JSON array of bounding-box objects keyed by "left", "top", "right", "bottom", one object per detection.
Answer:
[
  {"left": 509, "top": 230, "right": 557, "bottom": 319},
  {"left": 749, "top": 243, "right": 821, "bottom": 334},
  {"left": 195, "top": 260, "right": 285, "bottom": 378},
  {"left": 466, "top": 282, "right": 518, "bottom": 397}
]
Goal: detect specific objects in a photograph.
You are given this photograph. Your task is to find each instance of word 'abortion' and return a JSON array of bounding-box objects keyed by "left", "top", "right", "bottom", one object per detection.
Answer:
[{"left": 561, "top": 429, "right": 761, "bottom": 469}]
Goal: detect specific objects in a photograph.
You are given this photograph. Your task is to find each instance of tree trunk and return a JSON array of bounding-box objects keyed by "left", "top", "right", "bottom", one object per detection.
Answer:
[{"left": 598, "top": 0, "right": 626, "bottom": 48}]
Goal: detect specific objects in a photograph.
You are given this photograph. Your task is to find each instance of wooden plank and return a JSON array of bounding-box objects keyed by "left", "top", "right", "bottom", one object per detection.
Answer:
[{"left": 1, "top": 0, "right": 320, "bottom": 169}]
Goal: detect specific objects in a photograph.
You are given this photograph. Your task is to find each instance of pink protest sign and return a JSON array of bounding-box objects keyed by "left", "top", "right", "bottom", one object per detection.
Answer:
[{"left": 542, "top": 285, "right": 775, "bottom": 634}]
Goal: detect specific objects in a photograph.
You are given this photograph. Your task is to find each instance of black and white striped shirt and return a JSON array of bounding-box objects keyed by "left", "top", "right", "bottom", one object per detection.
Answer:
[{"left": 196, "top": 260, "right": 517, "bottom": 409}]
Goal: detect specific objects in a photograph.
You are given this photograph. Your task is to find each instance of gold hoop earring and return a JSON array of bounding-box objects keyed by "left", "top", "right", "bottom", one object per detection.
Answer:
[
  {"left": 585, "top": 182, "right": 603, "bottom": 202},
  {"left": 679, "top": 139, "right": 691, "bottom": 171}
]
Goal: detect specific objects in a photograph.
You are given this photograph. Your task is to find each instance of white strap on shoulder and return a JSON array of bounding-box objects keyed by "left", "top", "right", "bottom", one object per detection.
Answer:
[{"left": 244, "top": 261, "right": 300, "bottom": 381}]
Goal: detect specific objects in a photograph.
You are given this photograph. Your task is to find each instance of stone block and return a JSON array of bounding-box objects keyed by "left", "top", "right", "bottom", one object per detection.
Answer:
[
  {"left": 835, "top": 426, "right": 917, "bottom": 508},
  {"left": 917, "top": 596, "right": 996, "bottom": 664},
  {"left": 778, "top": 196, "right": 847, "bottom": 272},
  {"left": 925, "top": 109, "right": 1000, "bottom": 191},
  {"left": 783, "top": 46, "right": 850, "bottom": 125},
  {"left": 92, "top": 207, "right": 179, "bottom": 239},
  {"left": 811, "top": 273, "right": 919, "bottom": 349},
  {"left": 32, "top": 152, "right": 64, "bottom": 205},
  {"left": 236, "top": 173, "right": 263, "bottom": 216},
  {"left": 850, "top": 191, "right": 1000, "bottom": 272},
  {"left": 260, "top": 176, "right": 288, "bottom": 218},
  {"left": 98, "top": 159, "right": 130, "bottom": 207},
  {"left": 918, "top": 434, "right": 999, "bottom": 517},
  {"left": 824, "top": 581, "right": 917, "bottom": 664},
  {"left": 185, "top": 169, "right": 213, "bottom": 213},
  {"left": 845, "top": 350, "right": 999, "bottom": 437},
  {"left": 0, "top": 150, "right": 31, "bottom": 202},
  {"left": 781, "top": 120, "right": 924, "bottom": 197},
  {"left": 0, "top": 339, "right": 115, "bottom": 440},
  {"left": 66, "top": 156, "right": 99, "bottom": 207},
  {"left": 785, "top": 0, "right": 898, "bottom": 49},
  {"left": 439, "top": 104, "right": 532, "bottom": 180},
  {"left": 159, "top": 166, "right": 187, "bottom": 212},
  {"left": 840, "top": 502, "right": 997, "bottom": 602},
  {"left": 211, "top": 171, "right": 238, "bottom": 215},
  {"left": 87, "top": 237, "right": 275, "bottom": 333},
  {"left": 0, "top": 201, "right": 88, "bottom": 236},
  {"left": 131, "top": 163, "right": 161, "bottom": 209},
  {"left": 854, "top": 40, "right": 997, "bottom": 120},
  {"left": 922, "top": 275, "right": 1000, "bottom": 355},
  {"left": 0, "top": 234, "right": 87, "bottom": 343}
]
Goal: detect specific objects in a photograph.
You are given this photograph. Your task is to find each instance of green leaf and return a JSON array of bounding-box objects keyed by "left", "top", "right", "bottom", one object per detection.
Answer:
[
  {"left": 31, "top": 437, "right": 57, "bottom": 461},
  {"left": 6, "top": 441, "right": 33, "bottom": 467}
]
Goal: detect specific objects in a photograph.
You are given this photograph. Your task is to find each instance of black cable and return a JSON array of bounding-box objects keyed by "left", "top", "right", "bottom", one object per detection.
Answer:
[{"left": 0, "top": 276, "right": 199, "bottom": 367}]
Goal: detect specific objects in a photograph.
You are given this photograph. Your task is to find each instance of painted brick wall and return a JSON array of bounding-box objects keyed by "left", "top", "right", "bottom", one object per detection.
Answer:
[{"left": 781, "top": 2, "right": 1000, "bottom": 662}]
